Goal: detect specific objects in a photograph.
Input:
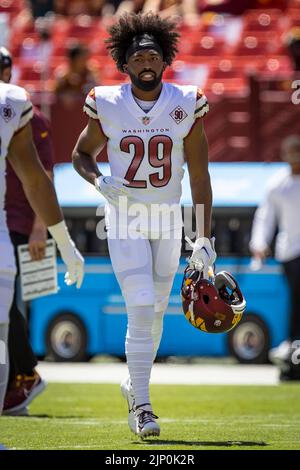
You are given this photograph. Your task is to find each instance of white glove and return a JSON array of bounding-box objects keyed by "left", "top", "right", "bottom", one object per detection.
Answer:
[
  {"left": 95, "top": 176, "right": 130, "bottom": 206},
  {"left": 59, "top": 240, "right": 84, "bottom": 288},
  {"left": 187, "top": 236, "right": 216, "bottom": 279},
  {"left": 48, "top": 221, "right": 85, "bottom": 289}
]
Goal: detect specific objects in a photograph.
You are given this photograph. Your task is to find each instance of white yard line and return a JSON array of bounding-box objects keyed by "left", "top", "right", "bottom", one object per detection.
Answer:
[{"left": 37, "top": 362, "right": 279, "bottom": 386}]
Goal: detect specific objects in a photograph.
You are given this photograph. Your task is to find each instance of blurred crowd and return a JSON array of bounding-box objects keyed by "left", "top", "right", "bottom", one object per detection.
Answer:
[{"left": 12, "top": 0, "right": 299, "bottom": 23}]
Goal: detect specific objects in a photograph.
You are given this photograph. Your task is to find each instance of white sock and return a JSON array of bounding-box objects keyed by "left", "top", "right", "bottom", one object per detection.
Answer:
[
  {"left": 125, "top": 306, "right": 154, "bottom": 408},
  {"left": 124, "top": 310, "right": 164, "bottom": 394},
  {"left": 0, "top": 323, "right": 9, "bottom": 414},
  {"left": 152, "top": 310, "right": 164, "bottom": 361}
]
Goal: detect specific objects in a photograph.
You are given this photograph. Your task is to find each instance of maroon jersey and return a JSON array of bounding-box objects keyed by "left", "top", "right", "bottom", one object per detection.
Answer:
[{"left": 5, "top": 107, "right": 54, "bottom": 236}]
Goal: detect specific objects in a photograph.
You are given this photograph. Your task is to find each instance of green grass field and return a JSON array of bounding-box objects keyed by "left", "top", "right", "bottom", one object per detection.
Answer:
[{"left": 1, "top": 383, "right": 300, "bottom": 450}]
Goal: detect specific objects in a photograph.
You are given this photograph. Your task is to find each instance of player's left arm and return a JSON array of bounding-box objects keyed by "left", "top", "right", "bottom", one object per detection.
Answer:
[
  {"left": 29, "top": 118, "right": 55, "bottom": 260},
  {"left": 184, "top": 118, "right": 212, "bottom": 238},
  {"left": 7, "top": 123, "right": 64, "bottom": 226}
]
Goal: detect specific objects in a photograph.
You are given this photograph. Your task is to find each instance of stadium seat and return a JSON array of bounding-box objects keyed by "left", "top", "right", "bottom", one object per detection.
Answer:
[
  {"left": 178, "top": 35, "right": 226, "bottom": 56},
  {"left": 0, "top": 0, "right": 23, "bottom": 15},
  {"left": 18, "top": 63, "right": 44, "bottom": 81},
  {"left": 100, "top": 62, "right": 124, "bottom": 82},
  {"left": 259, "top": 55, "right": 293, "bottom": 73},
  {"left": 287, "top": 10, "right": 300, "bottom": 27},
  {"left": 243, "top": 10, "right": 283, "bottom": 32},
  {"left": 209, "top": 59, "right": 243, "bottom": 79},
  {"left": 233, "top": 32, "right": 284, "bottom": 56},
  {"left": 205, "top": 77, "right": 248, "bottom": 95}
]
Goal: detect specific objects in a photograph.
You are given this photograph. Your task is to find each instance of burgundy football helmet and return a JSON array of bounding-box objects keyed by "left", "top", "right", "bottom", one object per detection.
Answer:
[{"left": 181, "top": 267, "right": 246, "bottom": 334}]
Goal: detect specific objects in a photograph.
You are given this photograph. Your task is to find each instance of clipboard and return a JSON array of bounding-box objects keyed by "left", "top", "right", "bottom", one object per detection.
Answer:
[{"left": 17, "top": 239, "right": 59, "bottom": 301}]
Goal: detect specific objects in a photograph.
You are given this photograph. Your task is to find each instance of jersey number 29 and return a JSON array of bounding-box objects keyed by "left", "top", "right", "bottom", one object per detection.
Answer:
[{"left": 120, "top": 135, "right": 172, "bottom": 188}]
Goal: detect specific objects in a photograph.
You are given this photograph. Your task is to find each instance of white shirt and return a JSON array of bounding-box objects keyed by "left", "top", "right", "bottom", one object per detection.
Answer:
[
  {"left": 84, "top": 83, "right": 209, "bottom": 207},
  {"left": 0, "top": 82, "right": 33, "bottom": 231},
  {"left": 83, "top": 82, "right": 209, "bottom": 232},
  {"left": 250, "top": 168, "right": 300, "bottom": 262}
]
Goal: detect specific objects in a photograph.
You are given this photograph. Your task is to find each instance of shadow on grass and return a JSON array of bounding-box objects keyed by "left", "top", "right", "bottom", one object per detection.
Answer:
[{"left": 137, "top": 439, "right": 268, "bottom": 447}]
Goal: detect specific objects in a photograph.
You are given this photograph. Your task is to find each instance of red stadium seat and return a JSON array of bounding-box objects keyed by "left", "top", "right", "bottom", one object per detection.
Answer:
[
  {"left": 17, "top": 80, "right": 45, "bottom": 93},
  {"left": 100, "top": 61, "right": 124, "bottom": 82},
  {"left": 68, "top": 19, "right": 98, "bottom": 36},
  {"left": 205, "top": 77, "right": 248, "bottom": 95},
  {"left": 52, "top": 43, "right": 67, "bottom": 58},
  {"left": 0, "top": 0, "right": 23, "bottom": 15},
  {"left": 233, "top": 32, "right": 284, "bottom": 56},
  {"left": 243, "top": 10, "right": 283, "bottom": 32},
  {"left": 209, "top": 59, "right": 244, "bottom": 79},
  {"left": 174, "top": 55, "right": 217, "bottom": 65},
  {"left": 18, "top": 63, "right": 43, "bottom": 81},
  {"left": 287, "top": 10, "right": 300, "bottom": 27},
  {"left": 178, "top": 35, "right": 226, "bottom": 56},
  {"left": 259, "top": 55, "right": 293, "bottom": 73},
  {"left": 163, "top": 68, "right": 176, "bottom": 80},
  {"left": 51, "top": 18, "right": 71, "bottom": 41}
]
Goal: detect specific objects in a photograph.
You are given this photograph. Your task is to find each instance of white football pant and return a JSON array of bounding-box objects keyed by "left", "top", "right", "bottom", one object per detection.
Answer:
[
  {"left": 0, "top": 229, "right": 16, "bottom": 413},
  {"left": 108, "top": 221, "right": 181, "bottom": 408}
]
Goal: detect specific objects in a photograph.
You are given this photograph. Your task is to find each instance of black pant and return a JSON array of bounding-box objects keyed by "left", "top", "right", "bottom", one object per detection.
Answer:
[
  {"left": 283, "top": 256, "right": 300, "bottom": 341},
  {"left": 8, "top": 232, "right": 37, "bottom": 383}
]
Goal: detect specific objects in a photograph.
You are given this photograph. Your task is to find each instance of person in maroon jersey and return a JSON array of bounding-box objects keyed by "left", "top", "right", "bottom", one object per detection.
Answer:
[{"left": 2, "top": 49, "right": 54, "bottom": 416}]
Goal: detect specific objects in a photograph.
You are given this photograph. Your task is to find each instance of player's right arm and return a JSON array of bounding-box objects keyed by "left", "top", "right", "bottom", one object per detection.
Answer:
[
  {"left": 73, "top": 88, "right": 130, "bottom": 205},
  {"left": 72, "top": 117, "right": 107, "bottom": 185}
]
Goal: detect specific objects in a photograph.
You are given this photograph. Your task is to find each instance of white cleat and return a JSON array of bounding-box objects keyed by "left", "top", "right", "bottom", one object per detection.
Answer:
[
  {"left": 135, "top": 404, "right": 160, "bottom": 439},
  {"left": 269, "top": 340, "right": 292, "bottom": 365},
  {"left": 120, "top": 376, "right": 136, "bottom": 434}
]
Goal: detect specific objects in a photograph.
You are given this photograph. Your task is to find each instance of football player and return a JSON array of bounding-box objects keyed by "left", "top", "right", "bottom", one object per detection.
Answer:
[
  {"left": 72, "top": 13, "right": 216, "bottom": 438},
  {"left": 0, "top": 47, "right": 85, "bottom": 414}
]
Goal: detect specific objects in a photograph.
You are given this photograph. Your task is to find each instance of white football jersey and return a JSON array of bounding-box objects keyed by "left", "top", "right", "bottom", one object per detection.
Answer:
[
  {"left": 0, "top": 82, "right": 33, "bottom": 230},
  {"left": 84, "top": 82, "right": 209, "bottom": 207}
]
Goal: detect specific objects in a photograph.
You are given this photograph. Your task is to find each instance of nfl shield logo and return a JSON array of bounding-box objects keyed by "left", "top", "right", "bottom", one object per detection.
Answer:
[{"left": 142, "top": 116, "right": 150, "bottom": 125}]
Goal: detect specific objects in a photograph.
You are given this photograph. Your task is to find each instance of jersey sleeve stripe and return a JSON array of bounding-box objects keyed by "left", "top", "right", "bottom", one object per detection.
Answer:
[
  {"left": 85, "top": 94, "right": 97, "bottom": 108},
  {"left": 195, "top": 95, "right": 207, "bottom": 109},
  {"left": 19, "top": 105, "right": 33, "bottom": 129},
  {"left": 84, "top": 102, "right": 97, "bottom": 115},
  {"left": 195, "top": 103, "right": 209, "bottom": 118},
  {"left": 21, "top": 105, "right": 33, "bottom": 117},
  {"left": 83, "top": 103, "right": 98, "bottom": 118},
  {"left": 195, "top": 101, "right": 208, "bottom": 115}
]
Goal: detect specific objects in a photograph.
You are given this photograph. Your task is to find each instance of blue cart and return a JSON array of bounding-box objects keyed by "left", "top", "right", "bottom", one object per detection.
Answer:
[{"left": 29, "top": 162, "right": 290, "bottom": 363}]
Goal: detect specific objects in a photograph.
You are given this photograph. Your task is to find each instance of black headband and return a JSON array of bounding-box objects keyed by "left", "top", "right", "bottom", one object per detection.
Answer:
[
  {"left": 125, "top": 34, "right": 163, "bottom": 63},
  {"left": 0, "top": 47, "right": 12, "bottom": 71}
]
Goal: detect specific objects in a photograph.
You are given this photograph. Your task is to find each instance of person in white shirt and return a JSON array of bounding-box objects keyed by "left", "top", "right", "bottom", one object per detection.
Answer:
[
  {"left": 72, "top": 12, "right": 215, "bottom": 438},
  {"left": 0, "top": 47, "right": 85, "bottom": 414},
  {"left": 249, "top": 135, "right": 300, "bottom": 377}
]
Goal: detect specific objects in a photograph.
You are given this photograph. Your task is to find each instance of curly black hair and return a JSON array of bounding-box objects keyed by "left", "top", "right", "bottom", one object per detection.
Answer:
[{"left": 105, "top": 12, "right": 180, "bottom": 72}]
